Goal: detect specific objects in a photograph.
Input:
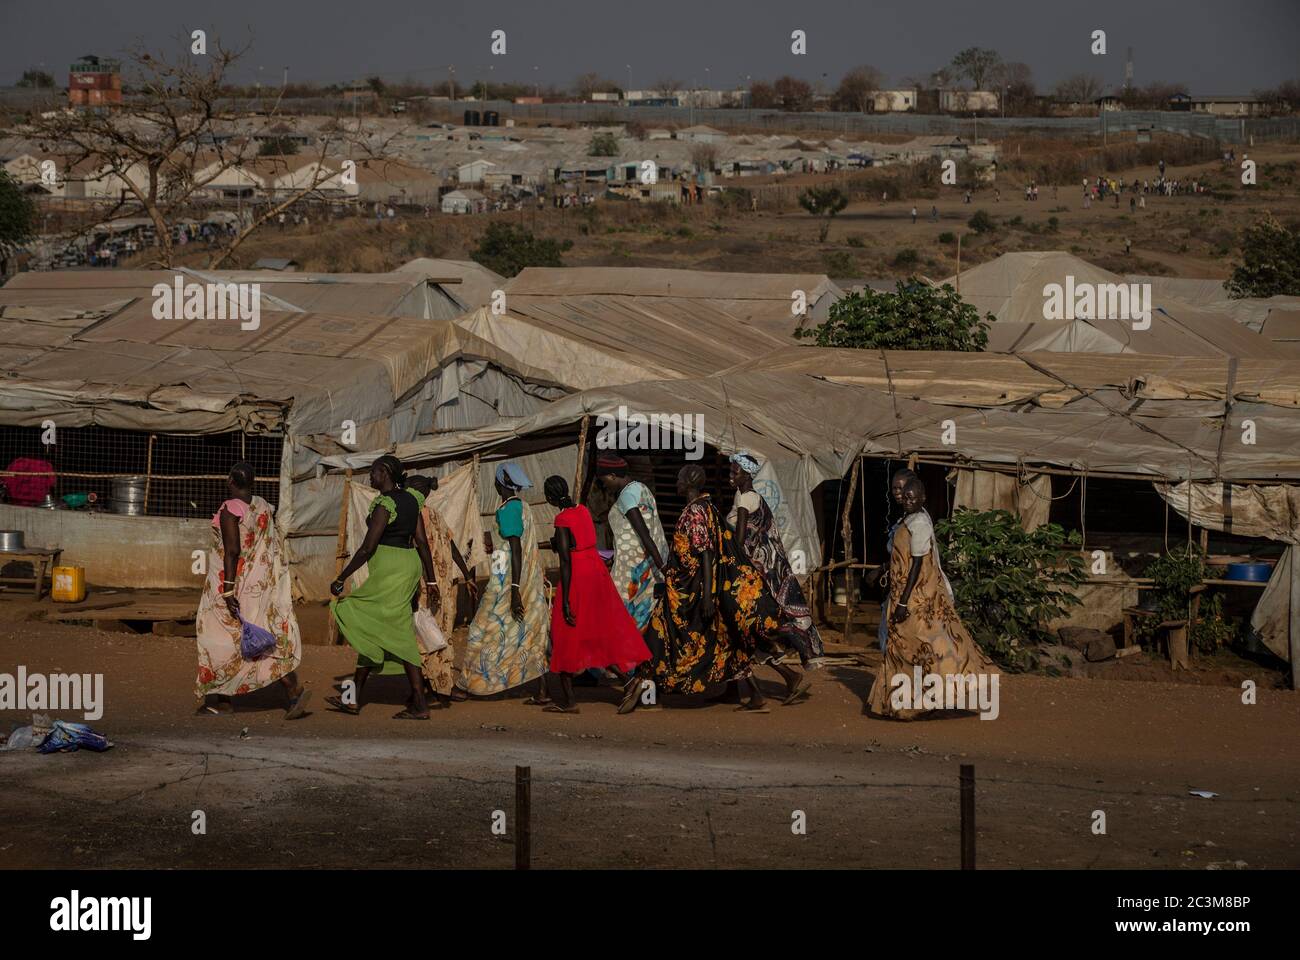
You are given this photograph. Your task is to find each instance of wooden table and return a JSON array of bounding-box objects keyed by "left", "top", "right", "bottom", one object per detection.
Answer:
[{"left": 0, "top": 548, "right": 63, "bottom": 599}]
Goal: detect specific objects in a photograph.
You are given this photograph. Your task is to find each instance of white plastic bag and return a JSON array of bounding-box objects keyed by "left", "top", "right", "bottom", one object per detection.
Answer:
[{"left": 413, "top": 606, "right": 448, "bottom": 654}]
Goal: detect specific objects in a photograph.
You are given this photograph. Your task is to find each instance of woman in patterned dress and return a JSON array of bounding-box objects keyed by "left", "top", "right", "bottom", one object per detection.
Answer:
[
  {"left": 195, "top": 462, "right": 309, "bottom": 719},
  {"left": 458, "top": 463, "right": 550, "bottom": 697},
  {"left": 596, "top": 454, "right": 669, "bottom": 633},
  {"left": 621, "top": 464, "right": 781, "bottom": 714},
  {"left": 406, "top": 475, "right": 479, "bottom": 705},
  {"left": 869, "top": 477, "right": 998, "bottom": 720},
  {"left": 726, "top": 452, "right": 822, "bottom": 708}
]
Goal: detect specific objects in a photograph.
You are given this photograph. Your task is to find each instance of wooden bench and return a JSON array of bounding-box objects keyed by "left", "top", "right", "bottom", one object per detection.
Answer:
[{"left": 0, "top": 547, "right": 63, "bottom": 599}]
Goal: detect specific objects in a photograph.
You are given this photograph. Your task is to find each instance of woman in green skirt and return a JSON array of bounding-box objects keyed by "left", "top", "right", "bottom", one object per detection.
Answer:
[{"left": 327, "top": 455, "right": 440, "bottom": 719}]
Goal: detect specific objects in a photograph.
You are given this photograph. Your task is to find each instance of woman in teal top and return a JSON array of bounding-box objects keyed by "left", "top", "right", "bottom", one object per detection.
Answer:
[
  {"left": 327, "top": 455, "right": 440, "bottom": 719},
  {"left": 460, "top": 462, "right": 550, "bottom": 696}
]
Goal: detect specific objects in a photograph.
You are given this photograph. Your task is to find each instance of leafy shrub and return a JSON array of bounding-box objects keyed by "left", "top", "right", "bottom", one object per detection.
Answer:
[
  {"left": 1047, "top": 216, "right": 1060, "bottom": 233},
  {"left": 1225, "top": 214, "right": 1300, "bottom": 298},
  {"left": 588, "top": 132, "right": 619, "bottom": 157},
  {"left": 968, "top": 209, "right": 995, "bottom": 233},
  {"left": 935, "top": 509, "right": 1086, "bottom": 670},
  {"left": 795, "top": 280, "right": 991, "bottom": 350},
  {"left": 470, "top": 222, "right": 573, "bottom": 277},
  {"left": 846, "top": 234, "right": 865, "bottom": 248},
  {"left": 822, "top": 250, "right": 856, "bottom": 276},
  {"left": 937, "top": 231, "right": 956, "bottom": 243},
  {"left": 1139, "top": 544, "right": 1236, "bottom": 653},
  {"left": 892, "top": 248, "right": 918, "bottom": 267}
]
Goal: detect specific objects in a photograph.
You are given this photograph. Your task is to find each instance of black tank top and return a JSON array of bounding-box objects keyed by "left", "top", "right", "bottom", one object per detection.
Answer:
[{"left": 378, "top": 487, "right": 419, "bottom": 548}]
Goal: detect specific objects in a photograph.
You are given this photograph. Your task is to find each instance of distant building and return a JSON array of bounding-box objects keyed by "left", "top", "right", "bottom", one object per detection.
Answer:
[
  {"left": 456, "top": 159, "right": 496, "bottom": 184},
  {"left": 1183, "top": 94, "right": 1273, "bottom": 117},
  {"left": 939, "top": 90, "right": 999, "bottom": 113},
  {"left": 68, "top": 55, "right": 121, "bottom": 107},
  {"left": 870, "top": 89, "right": 917, "bottom": 112},
  {"left": 441, "top": 189, "right": 488, "bottom": 214}
]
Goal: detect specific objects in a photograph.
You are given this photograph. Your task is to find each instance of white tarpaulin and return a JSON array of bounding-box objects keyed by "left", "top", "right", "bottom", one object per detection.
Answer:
[
  {"left": 953, "top": 469, "right": 1052, "bottom": 531},
  {"left": 344, "top": 461, "right": 488, "bottom": 590}
]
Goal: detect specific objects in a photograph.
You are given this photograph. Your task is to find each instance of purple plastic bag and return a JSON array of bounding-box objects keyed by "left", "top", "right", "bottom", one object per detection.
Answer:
[
  {"left": 239, "top": 618, "right": 277, "bottom": 660},
  {"left": 38, "top": 720, "right": 113, "bottom": 754}
]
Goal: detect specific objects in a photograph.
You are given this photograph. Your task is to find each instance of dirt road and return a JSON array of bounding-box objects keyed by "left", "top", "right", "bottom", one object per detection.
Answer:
[{"left": 1, "top": 620, "right": 1297, "bottom": 869}]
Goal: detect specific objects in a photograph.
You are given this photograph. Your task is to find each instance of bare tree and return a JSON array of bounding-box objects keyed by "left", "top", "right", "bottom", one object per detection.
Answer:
[
  {"left": 1055, "top": 73, "right": 1103, "bottom": 104},
  {"left": 835, "top": 66, "right": 884, "bottom": 113},
  {"left": 690, "top": 143, "right": 719, "bottom": 174},
  {"left": 25, "top": 38, "right": 395, "bottom": 269},
  {"left": 652, "top": 78, "right": 682, "bottom": 101},
  {"left": 950, "top": 47, "right": 1002, "bottom": 91}
]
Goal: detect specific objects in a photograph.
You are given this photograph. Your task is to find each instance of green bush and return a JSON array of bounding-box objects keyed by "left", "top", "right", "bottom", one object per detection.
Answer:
[
  {"left": 967, "top": 209, "right": 995, "bottom": 233},
  {"left": 935, "top": 509, "right": 1086, "bottom": 671},
  {"left": 795, "top": 280, "right": 991, "bottom": 350},
  {"left": 892, "top": 248, "right": 919, "bottom": 267},
  {"left": 588, "top": 132, "right": 620, "bottom": 157},
  {"left": 1225, "top": 214, "right": 1300, "bottom": 298},
  {"left": 1140, "top": 544, "right": 1236, "bottom": 653},
  {"left": 823, "top": 250, "right": 856, "bottom": 276},
  {"left": 1047, "top": 216, "right": 1060, "bottom": 233},
  {"left": 846, "top": 234, "right": 865, "bottom": 248},
  {"left": 471, "top": 222, "right": 573, "bottom": 277},
  {"left": 937, "top": 231, "right": 956, "bottom": 244}
]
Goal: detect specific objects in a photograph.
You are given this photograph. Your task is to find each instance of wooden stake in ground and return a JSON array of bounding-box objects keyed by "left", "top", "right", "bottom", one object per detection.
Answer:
[
  {"left": 960, "top": 763, "right": 976, "bottom": 869},
  {"left": 515, "top": 764, "right": 531, "bottom": 870},
  {"left": 327, "top": 469, "right": 352, "bottom": 645}
]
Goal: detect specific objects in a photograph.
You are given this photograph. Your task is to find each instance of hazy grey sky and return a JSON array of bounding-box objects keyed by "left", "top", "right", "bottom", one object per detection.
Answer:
[{"left": 3, "top": 0, "right": 1296, "bottom": 93}]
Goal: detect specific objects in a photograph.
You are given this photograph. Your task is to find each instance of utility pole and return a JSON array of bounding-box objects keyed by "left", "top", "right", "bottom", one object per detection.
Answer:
[{"left": 449, "top": 65, "right": 455, "bottom": 103}]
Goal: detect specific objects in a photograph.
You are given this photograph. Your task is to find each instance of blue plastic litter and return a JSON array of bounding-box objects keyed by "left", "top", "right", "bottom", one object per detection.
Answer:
[{"left": 37, "top": 720, "right": 113, "bottom": 754}]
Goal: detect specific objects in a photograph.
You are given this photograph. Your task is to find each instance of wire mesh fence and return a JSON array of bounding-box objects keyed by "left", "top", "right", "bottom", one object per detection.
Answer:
[{"left": 0, "top": 425, "right": 282, "bottom": 519}]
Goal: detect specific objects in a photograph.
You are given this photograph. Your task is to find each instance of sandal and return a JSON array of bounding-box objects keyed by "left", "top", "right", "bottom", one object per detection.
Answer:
[
  {"left": 782, "top": 675, "right": 813, "bottom": 706},
  {"left": 324, "top": 695, "right": 360, "bottom": 715},
  {"left": 392, "top": 708, "right": 430, "bottom": 720},
  {"left": 542, "top": 703, "right": 580, "bottom": 714},
  {"left": 522, "top": 695, "right": 552, "bottom": 706},
  {"left": 195, "top": 703, "right": 230, "bottom": 716},
  {"left": 617, "top": 678, "right": 643, "bottom": 715},
  {"left": 284, "top": 688, "right": 312, "bottom": 721},
  {"left": 735, "top": 702, "right": 771, "bottom": 714}
]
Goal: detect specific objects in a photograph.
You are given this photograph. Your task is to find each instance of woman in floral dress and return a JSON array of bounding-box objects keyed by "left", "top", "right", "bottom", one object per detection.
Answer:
[{"left": 195, "top": 462, "right": 308, "bottom": 718}]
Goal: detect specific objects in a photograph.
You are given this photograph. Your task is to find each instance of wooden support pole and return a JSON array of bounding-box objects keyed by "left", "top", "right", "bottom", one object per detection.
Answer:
[
  {"left": 142, "top": 433, "right": 156, "bottom": 514},
  {"left": 960, "top": 763, "right": 976, "bottom": 870},
  {"left": 840, "top": 457, "right": 862, "bottom": 644},
  {"left": 572, "top": 415, "right": 591, "bottom": 503},
  {"left": 515, "top": 764, "right": 531, "bottom": 870},
  {"left": 327, "top": 469, "right": 352, "bottom": 645}
]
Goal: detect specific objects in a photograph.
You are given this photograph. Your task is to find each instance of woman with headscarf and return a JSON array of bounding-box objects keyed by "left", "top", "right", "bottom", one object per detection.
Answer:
[
  {"left": 195, "top": 462, "right": 309, "bottom": 719},
  {"left": 596, "top": 454, "right": 669, "bottom": 633},
  {"left": 459, "top": 462, "right": 550, "bottom": 697},
  {"left": 542, "top": 475, "right": 650, "bottom": 712},
  {"left": 326, "top": 455, "right": 439, "bottom": 719},
  {"left": 727, "top": 452, "right": 822, "bottom": 707},
  {"left": 870, "top": 477, "right": 997, "bottom": 720},
  {"left": 406, "top": 475, "right": 480, "bottom": 705},
  {"left": 621, "top": 464, "right": 780, "bottom": 714}
]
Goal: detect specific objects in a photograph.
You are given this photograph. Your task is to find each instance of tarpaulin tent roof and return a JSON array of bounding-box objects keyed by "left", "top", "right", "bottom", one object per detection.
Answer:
[
  {"left": 504, "top": 266, "right": 842, "bottom": 331},
  {"left": 944, "top": 251, "right": 1288, "bottom": 358},
  {"left": 324, "top": 347, "right": 1300, "bottom": 484},
  {"left": 0, "top": 299, "right": 524, "bottom": 434},
  {"left": 452, "top": 297, "right": 797, "bottom": 391}
]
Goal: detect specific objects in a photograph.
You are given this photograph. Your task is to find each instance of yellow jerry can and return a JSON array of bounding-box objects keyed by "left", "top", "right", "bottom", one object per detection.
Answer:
[{"left": 51, "top": 565, "right": 87, "bottom": 603}]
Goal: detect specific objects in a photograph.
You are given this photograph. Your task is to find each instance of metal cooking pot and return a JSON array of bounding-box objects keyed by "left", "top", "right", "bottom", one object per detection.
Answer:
[
  {"left": 0, "top": 530, "right": 25, "bottom": 551},
  {"left": 110, "top": 475, "right": 149, "bottom": 516}
]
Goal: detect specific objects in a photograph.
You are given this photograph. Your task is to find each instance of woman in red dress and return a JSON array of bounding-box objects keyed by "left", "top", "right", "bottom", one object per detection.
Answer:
[{"left": 542, "top": 475, "right": 650, "bottom": 713}]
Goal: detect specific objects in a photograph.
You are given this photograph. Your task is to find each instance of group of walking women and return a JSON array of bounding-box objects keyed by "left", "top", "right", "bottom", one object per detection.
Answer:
[
  {"left": 193, "top": 449, "right": 826, "bottom": 721},
  {"left": 194, "top": 456, "right": 991, "bottom": 724}
]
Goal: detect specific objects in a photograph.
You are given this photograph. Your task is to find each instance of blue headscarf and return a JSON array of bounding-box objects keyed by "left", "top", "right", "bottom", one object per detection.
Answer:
[
  {"left": 729, "top": 452, "right": 762, "bottom": 476},
  {"left": 495, "top": 461, "right": 533, "bottom": 490}
]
